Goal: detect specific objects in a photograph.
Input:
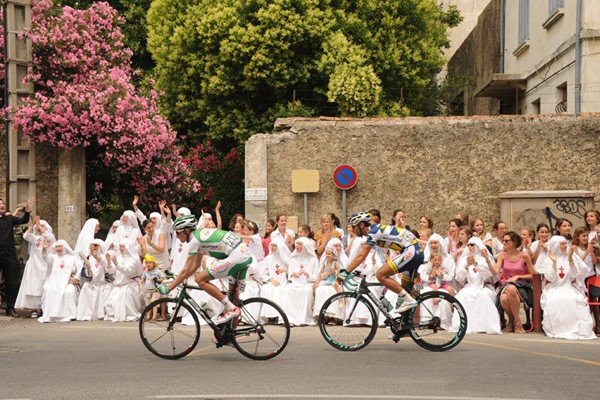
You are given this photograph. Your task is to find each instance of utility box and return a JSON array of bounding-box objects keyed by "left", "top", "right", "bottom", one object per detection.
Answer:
[{"left": 499, "top": 191, "right": 595, "bottom": 231}]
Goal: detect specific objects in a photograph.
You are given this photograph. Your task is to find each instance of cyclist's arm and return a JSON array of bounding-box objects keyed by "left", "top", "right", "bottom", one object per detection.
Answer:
[
  {"left": 344, "top": 243, "right": 373, "bottom": 274},
  {"left": 167, "top": 252, "right": 203, "bottom": 292}
]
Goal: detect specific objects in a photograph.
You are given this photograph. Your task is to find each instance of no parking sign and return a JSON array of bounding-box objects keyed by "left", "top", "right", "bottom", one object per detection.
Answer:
[{"left": 333, "top": 165, "right": 358, "bottom": 190}]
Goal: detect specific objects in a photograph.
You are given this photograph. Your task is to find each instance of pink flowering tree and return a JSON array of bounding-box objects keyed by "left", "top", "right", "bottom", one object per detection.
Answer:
[{"left": 1, "top": 1, "right": 200, "bottom": 214}]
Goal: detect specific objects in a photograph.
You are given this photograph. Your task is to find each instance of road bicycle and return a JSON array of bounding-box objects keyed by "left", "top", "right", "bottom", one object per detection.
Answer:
[
  {"left": 318, "top": 268, "right": 467, "bottom": 352},
  {"left": 139, "top": 276, "right": 290, "bottom": 360}
]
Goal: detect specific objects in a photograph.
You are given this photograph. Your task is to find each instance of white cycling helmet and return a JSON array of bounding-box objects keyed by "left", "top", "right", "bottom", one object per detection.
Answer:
[{"left": 348, "top": 211, "right": 371, "bottom": 227}]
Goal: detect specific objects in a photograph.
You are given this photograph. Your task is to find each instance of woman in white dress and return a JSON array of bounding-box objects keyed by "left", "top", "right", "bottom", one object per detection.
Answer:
[
  {"left": 76, "top": 239, "right": 112, "bottom": 321},
  {"left": 38, "top": 240, "right": 80, "bottom": 323},
  {"left": 261, "top": 239, "right": 290, "bottom": 311},
  {"left": 73, "top": 218, "right": 100, "bottom": 258},
  {"left": 452, "top": 237, "right": 501, "bottom": 334},
  {"left": 491, "top": 220, "right": 507, "bottom": 261},
  {"left": 15, "top": 217, "right": 56, "bottom": 317},
  {"left": 538, "top": 236, "right": 596, "bottom": 340},
  {"left": 271, "top": 214, "right": 296, "bottom": 252},
  {"left": 104, "top": 240, "right": 143, "bottom": 322},
  {"left": 281, "top": 237, "right": 318, "bottom": 325}
]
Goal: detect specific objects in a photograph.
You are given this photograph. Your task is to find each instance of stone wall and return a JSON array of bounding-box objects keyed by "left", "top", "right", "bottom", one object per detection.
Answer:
[
  {"left": 245, "top": 115, "right": 600, "bottom": 232},
  {"left": 35, "top": 143, "right": 59, "bottom": 231},
  {"left": 447, "top": 0, "right": 500, "bottom": 116}
]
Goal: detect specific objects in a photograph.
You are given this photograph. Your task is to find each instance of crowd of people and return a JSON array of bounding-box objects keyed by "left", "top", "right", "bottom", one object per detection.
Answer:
[{"left": 3, "top": 196, "right": 600, "bottom": 340}]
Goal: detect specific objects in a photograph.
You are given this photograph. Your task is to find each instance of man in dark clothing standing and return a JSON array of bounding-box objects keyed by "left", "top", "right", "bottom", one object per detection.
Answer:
[{"left": 0, "top": 196, "right": 34, "bottom": 317}]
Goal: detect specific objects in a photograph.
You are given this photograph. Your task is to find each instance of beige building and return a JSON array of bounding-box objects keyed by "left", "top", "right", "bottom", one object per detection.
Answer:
[
  {"left": 476, "top": 0, "right": 600, "bottom": 114},
  {"left": 440, "top": 0, "right": 492, "bottom": 60}
]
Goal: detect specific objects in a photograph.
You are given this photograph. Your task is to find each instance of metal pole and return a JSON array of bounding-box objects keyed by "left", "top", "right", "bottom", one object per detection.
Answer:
[
  {"left": 303, "top": 192, "right": 308, "bottom": 224},
  {"left": 575, "top": 0, "right": 582, "bottom": 116},
  {"left": 499, "top": 0, "right": 505, "bottom": 73},
  {"left": 342, "top": 190, "right": 346, "bottom": 227}
]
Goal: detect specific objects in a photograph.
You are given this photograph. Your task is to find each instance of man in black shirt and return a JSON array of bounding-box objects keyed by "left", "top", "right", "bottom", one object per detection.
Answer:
[{"left": 0, "top": 196, "right": 34, "bottom": 317}]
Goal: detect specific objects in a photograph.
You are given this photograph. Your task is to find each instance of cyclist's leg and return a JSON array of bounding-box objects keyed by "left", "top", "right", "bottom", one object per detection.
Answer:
[
  {"left": 375, "top": 245, "right": 422, "bottom": 294},
  {"left": 196, "top": 270, "right": 227, "bottom": 302}
]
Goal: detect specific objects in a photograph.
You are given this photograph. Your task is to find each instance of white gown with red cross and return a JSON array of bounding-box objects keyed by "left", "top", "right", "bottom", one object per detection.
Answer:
[
  {"left": 38, "top": 254, "right": 80, "bottom": 323},
  {"left": 76, "top": 256, "right": 112, "bottom": 321},
  {"left": 15, "top": 230, "right": 55, "bottom": 310},
  {"left": 540, "top": 257, "right": 596, "bottom": 340}
]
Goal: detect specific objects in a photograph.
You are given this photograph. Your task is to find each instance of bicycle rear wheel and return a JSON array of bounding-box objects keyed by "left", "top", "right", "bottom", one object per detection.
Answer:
[
  {"left": 139, "top": 298, "right": 201, "bottom": 360},
  {"left": 407, "top": 290, "right": 467, "bottom": 352},
  {"left": 318, "top": 292, "right": 378, "bottom": 351},
  {"left": 231, "top": 297, "right": 290, "bottom": 360}
]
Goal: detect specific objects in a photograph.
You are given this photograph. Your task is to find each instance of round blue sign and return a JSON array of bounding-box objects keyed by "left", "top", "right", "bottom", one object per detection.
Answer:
[{"left": 333, "top": 165, "right": 358, "bottom": 190}]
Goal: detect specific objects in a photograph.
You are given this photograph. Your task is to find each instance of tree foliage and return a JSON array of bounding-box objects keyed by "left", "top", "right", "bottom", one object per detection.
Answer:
[{"left": 148, "top": 0, "right": 462, "bottom": 144}]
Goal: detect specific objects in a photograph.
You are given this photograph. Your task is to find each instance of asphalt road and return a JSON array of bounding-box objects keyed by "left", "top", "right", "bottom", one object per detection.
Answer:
[{"left": 0, "top": 316, "right": 598, "bottom": 400}]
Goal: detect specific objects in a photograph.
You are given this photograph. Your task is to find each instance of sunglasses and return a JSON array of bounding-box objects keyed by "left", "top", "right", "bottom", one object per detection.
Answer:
[{"left": 467, "top": 243, "right": 476, "bottom": 247}]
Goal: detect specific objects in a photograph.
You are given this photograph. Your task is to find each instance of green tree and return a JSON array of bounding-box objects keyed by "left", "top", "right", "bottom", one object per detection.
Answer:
[{"left": 148, "top": 0, "right": 461, "bottom": 144}]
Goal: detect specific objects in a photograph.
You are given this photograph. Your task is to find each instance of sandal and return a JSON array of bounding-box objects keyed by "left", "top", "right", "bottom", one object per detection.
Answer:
[
  {"left": 514, "top": 323, "right": 526, "bottom": 334},
  {"left": 155, "top": 316, "right": 165, "bottom": 321}
]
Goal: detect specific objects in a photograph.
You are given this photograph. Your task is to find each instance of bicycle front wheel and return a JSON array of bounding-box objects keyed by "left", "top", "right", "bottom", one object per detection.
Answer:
[
  {"left": 231, "top": 297, "right": 290, "bottom": 360},
  {"left": 407, "top": 290, "right": 467, "bottom": 352},
  {"left": 318, "top": 292, "right": 378, "bottom": 351},
  {"left": 139, "top": 298, "right": 201, "bottom": 360}
]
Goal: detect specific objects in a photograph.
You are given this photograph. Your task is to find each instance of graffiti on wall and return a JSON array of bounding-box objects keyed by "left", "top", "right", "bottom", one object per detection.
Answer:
[{"left": 514, "top": 198, "right": 587, "bottom": 230}]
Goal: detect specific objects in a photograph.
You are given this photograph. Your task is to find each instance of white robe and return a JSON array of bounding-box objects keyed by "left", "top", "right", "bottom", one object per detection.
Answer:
[
  {"left": 76, "top": 255, "right": 112, "bottom": 321},
  {"left": 169, "top": 237, "right": 189, "bottom": 275},
  {"left": 281, "top": 238, "right": 318, "bottom": 325},
  {"left": 38, "top": 254, "right": 80, "bottom": 323},
  {"left": 104, "top": 253, "right": 142, "bottom": 322},
  {"left": 539, "top": 252, "right": 596, "bottom": 340},
  {"left": 452, "top": 258, "right": 501, "bottom": 334},
  {"left": 15, "top": 229, "right": 55, "bottom": 309},
  {"left": 260, "top": 240, "right": 289, "bottom": 320}
]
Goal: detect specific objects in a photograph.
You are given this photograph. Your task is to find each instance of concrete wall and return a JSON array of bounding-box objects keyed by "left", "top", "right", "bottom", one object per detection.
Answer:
[
  {"left": 35, "top": 143, "right": 59, "bottom": 232},
  {"left": 245, "top": 115, "right": 600, "bottom": 233},
  {"left": 447, "top": 0, "right": 501, "bottom": 115}
]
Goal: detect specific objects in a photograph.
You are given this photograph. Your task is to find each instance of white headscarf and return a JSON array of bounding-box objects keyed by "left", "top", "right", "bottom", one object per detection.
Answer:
[
  {"left": 105, "top": 220, "right": 121, "bottom": 248},
  {"left": 178, "top": 207, "right": 191, "bottom": 216},
  {"left": 74, "top": 218, "right": 99, "bottom": 257},
  {"left": 114, "top": 210, "right": 142, "bottom": 246},
  {"left": 424, "top": 233, "right": 448, "bottom": 261},
  {"left": 89, "top": 238, "right": 106, "bottom": 256},
  {"left": 29, "top": 220, "right": 55, "bottom": 253},
  {"left": 198, "top": 212, "right": 213, "bottom": 229},
  {"left": 320, "top": 238, "right": 348, "bottom": 268},
  {"left": 33, "top": 220, "right": 53, "bottom": 236},
  {"left": 49, "top": 239, "right": 78, "bottom": 259},
  {"left": 149, "top": 212, "right": 163, "bottom": 231},
  {"left": 264, "top": 239, "right": 290, "bottom": 280}
]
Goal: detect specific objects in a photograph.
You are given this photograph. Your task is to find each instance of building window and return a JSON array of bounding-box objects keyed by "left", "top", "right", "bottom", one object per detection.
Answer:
[
  {"left": 549, "top": 0, "right": 564, "bottom": 15},
  {"left": 531, "top": 98, "right": 541, "bottom": 114},
  {"left": 519, "top": 0, "right": 530, "bottom": 45},
  {"left": 555, "top": 83, "right": 567, "bottom": 113}
]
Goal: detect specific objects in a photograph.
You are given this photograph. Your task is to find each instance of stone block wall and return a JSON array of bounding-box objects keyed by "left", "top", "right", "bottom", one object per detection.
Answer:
[
  {"left": 245, "top": 114, "right": 600, "bottom": 233},
  {"left": 35, "top": 143, "right": 59, "bottom": 230}
]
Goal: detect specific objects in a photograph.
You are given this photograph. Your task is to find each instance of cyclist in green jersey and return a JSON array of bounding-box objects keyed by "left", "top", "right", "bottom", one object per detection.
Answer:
[{"left": 158, "top": 215, "right": 253, "bottom": 324}]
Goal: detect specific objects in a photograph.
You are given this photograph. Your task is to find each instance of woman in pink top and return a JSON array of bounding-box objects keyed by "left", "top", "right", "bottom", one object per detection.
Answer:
[{"left": 491, "top": 231, "right": 534, "bottom": 334}]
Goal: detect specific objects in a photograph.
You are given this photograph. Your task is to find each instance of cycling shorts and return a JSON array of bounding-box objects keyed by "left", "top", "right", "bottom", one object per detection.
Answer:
[
  {"left": 205, "top": 243, "right": 253, "bottom": 286},
  {"left": 386, "top": 244, "right": 424, "bottom": 275}
]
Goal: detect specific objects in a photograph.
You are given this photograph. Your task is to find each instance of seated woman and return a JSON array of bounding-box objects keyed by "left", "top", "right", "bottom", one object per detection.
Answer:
[
  {"left": 38, "top": 240, "right": 80, "bottom": 323},
  {"left": 452, "top": 238, "right": 501, "bottom": 334},
  {"left": 491, "top": 231, "right": 534, "bottom": 334},
  {"left": 76, "top": 239, "right": 112, "bottom": 321},
  {"left": 281, "top": 237, "right": 318, "bottom": 326},
  {"left": 538, "top": 236, "right": 596, "bottom": 340},
  {"left": 261, "top": 239, "right": 290, "bottom": 312},
  {"left": 104, "top": 240, "right": 143, "bottom": 322}
]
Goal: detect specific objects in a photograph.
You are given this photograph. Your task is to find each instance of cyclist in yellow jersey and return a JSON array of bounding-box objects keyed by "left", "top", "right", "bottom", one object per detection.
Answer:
[
  {"left": 338, "top": 210, "right": 424, "bottom": 313},
  {"left": 158, "top": 215, "right": 252, "bottom": 324}
]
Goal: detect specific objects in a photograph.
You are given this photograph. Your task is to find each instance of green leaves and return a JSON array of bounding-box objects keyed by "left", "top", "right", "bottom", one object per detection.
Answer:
[{"left": 147, "top": 0, "right": 462, "bottom": 143}]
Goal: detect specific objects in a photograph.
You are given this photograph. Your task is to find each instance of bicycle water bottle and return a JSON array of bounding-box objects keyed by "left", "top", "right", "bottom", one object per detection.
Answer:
[
  {"left": 199, "top": 301, "right": 215, "bottom": 318},
  {"left": 380, "top": 295, "right": 393, "bottom": 312}
]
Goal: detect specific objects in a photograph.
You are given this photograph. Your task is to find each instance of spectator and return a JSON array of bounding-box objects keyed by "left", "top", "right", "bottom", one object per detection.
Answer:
[
  {"left": 531, "top": 223, "right": 551, "bottom": 267},
  {"left": 539, "top": 236, "right": 596, "bottom": 340},
  {"left": 313, "top": 245, "right": 344, "bottom": 317},
  {"left": 261, "top": 239, "right": 290, "bottom": 312},
  {"left": 271, "top": 214, "right": 295, "bottom": 252},
  {"left": 140, "top": 254, "right": 165, "bottom": 321},
  {"left": 571, "top": 227, "right": 596, "bottom": 292},
  {"left": 227, "top": 213, "right": 244, "bottom": 231},
  {"left": 471, "top": 218, "right": 492, "bottom": 250},
  {"left": 418, "top": 215, "right": 434, "bottom": 231},
  {"left": 314, "top": 213, "right": 341, "bottom": 259},
  {"left": 453, "top": 226, "right": 473, "bottom": 264},
  {"left": 443, "top": 218, "right": 462, "bottom": 257},
  {"left": 456, "top": 212, "right": 470, "bottom": 228},
  {"left": 262, "top": 218, "right": 276, "bottom": 256},
  {"left": 585, "top": 210, "right": 600, "bottom": 241},
  {"left": 281, "top": 237, "right": 318, "bottom": 326},
  {"left": 453, "top": 237, "right": 501, "bottom": 334},
  {"left": 74, "top": 218, "right": 100, "bottom": 258},
  {"left": 15, "top": 216, "right": 55, "bottom": 317},
  {"left": 331, "top": 214, "right": 345, "bottom": 238},
  {"left": 391, "top": 209, "right": 405, "bottom": 229},
  {"left": 113, "top": 210, "right": 142, "bottom": 248},
  {"left": 76, "top": 239, "right": 111, "bottom": 321},
  {"left": 138, "top": 219, "right": 168, "bottom": 272},
  {"left": 519, "top": 227, "right": 535, "bottom": 255},
  {"left": 554, "top": 218, "right": 573, "bottom": 241},
  {"left": 38, "top": 240, "right": 80, "bottom": 323},
  {"left": 491, "top": 231, "right": 534, "bottom": 334},
  {"left": 0, "top": 196, "right": 33, "bottom": 317},
  {"left": 104, "top": 241, "right": 143, "bottom": 322},
  {"left": 491, "top": 220, "right": 507, "bottom": 260}
]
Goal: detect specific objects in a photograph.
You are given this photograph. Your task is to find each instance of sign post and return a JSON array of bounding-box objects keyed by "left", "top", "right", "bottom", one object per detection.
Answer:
[
  {"left": 333, "top": 165, "right": 358, "bottom": 225},
  {"left": 291, "top": 170, "right": 320, "bottom": 224}
]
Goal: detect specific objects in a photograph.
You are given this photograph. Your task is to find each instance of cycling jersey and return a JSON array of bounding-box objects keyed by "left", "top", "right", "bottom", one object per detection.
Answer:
[
  {"left": 188, "top": 229, "right": 243, "bottom": 259},
  {"left": 365, "top": 224, "right": 417, "bottom": 253}
]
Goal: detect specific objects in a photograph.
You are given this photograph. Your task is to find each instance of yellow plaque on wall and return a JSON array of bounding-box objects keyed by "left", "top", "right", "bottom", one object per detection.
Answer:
[{"left": 291, "top": 170, "right": 319, "bottom": 193}]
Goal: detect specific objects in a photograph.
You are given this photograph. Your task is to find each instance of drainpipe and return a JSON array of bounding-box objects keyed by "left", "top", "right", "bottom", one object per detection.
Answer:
[
  {"left": 499, "top": 0, "right": 505, "bottom": 73},
  {"left": 575, "top": 0, "right": 582, "bottom": 116}
]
